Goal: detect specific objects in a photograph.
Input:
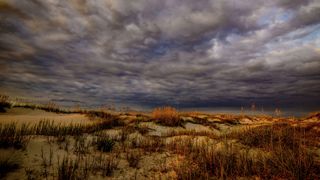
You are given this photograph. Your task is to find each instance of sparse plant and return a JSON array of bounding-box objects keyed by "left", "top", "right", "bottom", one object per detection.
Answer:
[
  {"left": 165, "top": 129, "right": 217, "bottom": 139},
  {"left": 85, "top": 110, "right": 115, "bottom": 120},
  {"left": 25, "top": 167, "right": 39, "bottom": 180},
  {"left": 41, "top": 146, "right": 53, "bottom": 167},
  {"left": 40, "top": 146, "right": 54, "bottom": 179},
  {"left": 0, "top": 151, "right": 21, "bottom": 178},
  {"left": 135, "top": 124, "right": 150, "bottom": 135},
  {"left": 126, "top": 150, "right": 141, "bottom": 168},
  {"left": 0, "top": 95, "right": 11, "bottom": 112},
  {"left": 92, "top": 153, "right": 119, "bottom": 176},
  {"left": 57, "top": 136, "right": 71, "bottom": 152},
  {"left": 119, "top": 126, "right": 135, "bottom": 142},
  {"left": 173, "top": 158, "right": 206, "bottom": 180},
  {"left": 57, "top": 156, "right": 81, "bottom": 180},
  {"left": 133, "top": 136, "right": 165, "bottom": 153},
  {"left": 74, "top": 136, "right": 90, "bottom": 155},
  {"left": 101, "top": 156, "right": 119, "bottom": 176},
  {"left": 0, "top": 123, "right": 30, "bottom": 149}
]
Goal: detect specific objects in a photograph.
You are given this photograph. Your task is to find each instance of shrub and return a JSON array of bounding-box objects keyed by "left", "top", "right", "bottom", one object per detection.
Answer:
[
  {"left": 93, "top": 135, "right": 116, "bottom": 152},
  {"left": 152, "top": 106, "right": 182, "bottom": 126}
]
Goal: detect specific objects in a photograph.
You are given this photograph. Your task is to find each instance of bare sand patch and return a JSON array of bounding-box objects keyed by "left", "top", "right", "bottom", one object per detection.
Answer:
[{"left": 0, "top": 107, "right": 93, "bottom": 125}]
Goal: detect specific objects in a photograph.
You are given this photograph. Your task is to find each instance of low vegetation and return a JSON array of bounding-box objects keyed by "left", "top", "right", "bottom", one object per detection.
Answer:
[
  {"left": 0, "top": 99, "right": 319, "bottom": 179},
  {"left": 0, "top": 123, "right": 30, "bottom": 149},
  {"left": 229, "top": 122, "right": 319, "bottom": 149},
  {"left": 0, "top": 151, "right": 21, "bottom": 178},
  {"left": 0, "top": 95, "right": 11, "bottom": 112},
  {"left": 93, "top": 134, "right": 116, "bottom": 152},
  {"left": 152, "top": 106, "right": 182, "bottom": 126},
  {"left": 126, "top": 149, "right": 141, "bottom": 168},
  {"left": 167, "top": 136, "right": 319, "bottom": 179}
]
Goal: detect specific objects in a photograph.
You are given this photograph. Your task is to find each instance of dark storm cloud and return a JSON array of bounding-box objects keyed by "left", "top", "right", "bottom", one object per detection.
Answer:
[{"left": 0, "top": 0, "right": 320, "bottom": 108}]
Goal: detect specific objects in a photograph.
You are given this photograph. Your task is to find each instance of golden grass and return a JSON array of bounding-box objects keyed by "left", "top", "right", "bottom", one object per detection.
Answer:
[
  {"left": 165, "top": 129, "right": 217, "bottom": 139},
  {"left": 151, "top": 106, "right": 182, "bottom": 126},
  {"left": 180, "top": 111, "right": 205, "bottom": 117}
]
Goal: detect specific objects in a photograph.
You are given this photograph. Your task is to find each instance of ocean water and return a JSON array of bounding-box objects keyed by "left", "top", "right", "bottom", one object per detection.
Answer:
[{"left": 180, "top": 107, "right": 319, "bottom": 118}]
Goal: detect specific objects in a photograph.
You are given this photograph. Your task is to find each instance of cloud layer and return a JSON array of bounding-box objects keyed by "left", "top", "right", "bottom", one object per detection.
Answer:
[{"left": 0, "top": 0, "right": 320, "bottom": 108}]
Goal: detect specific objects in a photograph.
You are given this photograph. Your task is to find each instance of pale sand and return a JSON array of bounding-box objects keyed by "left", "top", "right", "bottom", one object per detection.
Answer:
[{"left": 0, "top": 107, "right": 93, "bottom": 125}]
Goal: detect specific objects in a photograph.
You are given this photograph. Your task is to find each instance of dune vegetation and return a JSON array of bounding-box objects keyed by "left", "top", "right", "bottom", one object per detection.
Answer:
[{"left": 0, "top": 96, "right": 319, "bottom": 179}]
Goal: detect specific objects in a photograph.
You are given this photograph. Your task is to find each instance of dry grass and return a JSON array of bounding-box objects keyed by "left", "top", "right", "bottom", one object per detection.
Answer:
[
  {"left": 0, "top": 116, "right": 125, "bottom": 150},
  {"left": 306, "top": 111, "right": 320, "bottom": 119},
  {"left": 130, "top": 136, "right": 165, "bottom": 153},
  {"left": 93, "top": 134, "right": 116, "bottom": 152},
  {"left": 165, "top": 129, "right": 217, "bottom": 139},
  {"left": 0, "top": 123, "right": 30, "bottom": 149},
  {"left": 229, "top": 122, "right": 320, "bottom": 149},
  {"left": 1, "top": 97, "right": 319, "bottom": 179},
  {"left": 180, "top": 111, "right": 205, "bottom": 117},
  {"left": 271, "top": 145, "right": 317, "bottom": 179},
  {"left": 12, "top": 102, "right": 75, "bottom": 114},
  {"left": 126, "top": 149, "right": 142, "bottom": 168},
  {"left": 166, "top": 136, "right": 320, "bottom": 179},
  {"left": 31, "top": 151, "right": 119, "bottom": 179},
  {"left": 152, "top": 106, "right": 182, "bottom": 126},
  {"left": 0, "top": 151, "right": 21, "bottom": 178}
]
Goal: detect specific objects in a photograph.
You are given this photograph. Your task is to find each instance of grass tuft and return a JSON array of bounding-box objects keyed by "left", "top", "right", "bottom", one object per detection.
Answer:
[
  {"left": 0, "top": 123, "right": 30, "bottom": 149},
  {"left": 152, "top": 106, "right": 182, "bottom": 126}
]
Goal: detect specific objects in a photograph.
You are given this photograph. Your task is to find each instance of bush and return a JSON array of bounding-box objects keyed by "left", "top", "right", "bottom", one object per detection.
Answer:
[
  {"left": 152, "top": 106, "right": 182, "bottom": 126},
  {"left": 93, "top": 135, "right": 116, "bottom": 152}
]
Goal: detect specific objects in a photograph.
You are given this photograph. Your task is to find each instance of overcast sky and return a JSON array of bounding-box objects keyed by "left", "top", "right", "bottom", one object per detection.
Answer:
[{"left": 0, "top": 0, "right": 320, "bottom": 109}]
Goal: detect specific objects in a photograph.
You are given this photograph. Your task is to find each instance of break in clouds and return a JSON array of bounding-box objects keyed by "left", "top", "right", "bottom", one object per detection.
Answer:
[{"left": 0, "top": 0, "right": 320, "bottom": 108}]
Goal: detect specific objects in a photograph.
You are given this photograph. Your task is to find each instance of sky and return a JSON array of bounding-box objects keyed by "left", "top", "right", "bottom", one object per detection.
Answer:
[{"left": 0, "top": 0, "right": 320, "bottom": 109}]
